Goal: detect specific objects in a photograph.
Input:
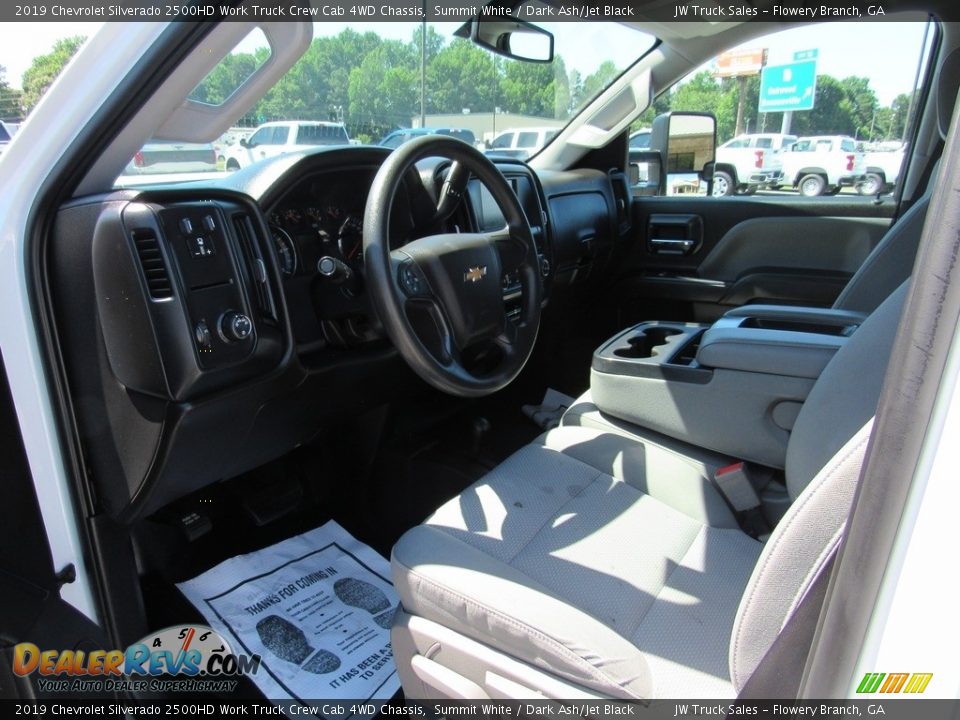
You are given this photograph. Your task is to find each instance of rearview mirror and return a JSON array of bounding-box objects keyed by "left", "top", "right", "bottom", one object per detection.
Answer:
[
  {"left": 649, "top": 112, "right": 717, "bottom": 196},
  {"left": 470, "top": 19, "right": 554, "bottom": 63}
]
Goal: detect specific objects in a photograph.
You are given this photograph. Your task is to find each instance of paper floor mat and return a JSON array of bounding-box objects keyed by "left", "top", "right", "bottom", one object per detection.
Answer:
[{"left": 177, "top": 521, "right": 400, "bottom": 712}]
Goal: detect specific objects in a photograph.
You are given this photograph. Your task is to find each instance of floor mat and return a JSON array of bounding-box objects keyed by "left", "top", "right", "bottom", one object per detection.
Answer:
[{"left": 177, "top": 521, "right": 399, "bottom": 712}]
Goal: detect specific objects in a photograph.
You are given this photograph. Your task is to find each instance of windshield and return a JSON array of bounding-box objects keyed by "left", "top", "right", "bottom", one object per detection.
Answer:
[{"left": 0, "top": 18, "right": 652, "bottom": 183}]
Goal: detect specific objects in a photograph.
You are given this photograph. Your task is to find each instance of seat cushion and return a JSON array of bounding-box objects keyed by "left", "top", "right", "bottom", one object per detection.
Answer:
[{"left": 391, "top": 427, "right": 762, "bottom": 699}]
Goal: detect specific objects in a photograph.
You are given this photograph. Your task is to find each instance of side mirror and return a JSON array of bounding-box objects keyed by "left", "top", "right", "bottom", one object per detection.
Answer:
[
  {"left": 649, "top": 111, "right": 716, "bottom": 196},
  {"left": 239, "top": 138, "right": 250, "bottom": 148},
  {"left": 470, "top": 19, "right": 554, "bottom": 63}
]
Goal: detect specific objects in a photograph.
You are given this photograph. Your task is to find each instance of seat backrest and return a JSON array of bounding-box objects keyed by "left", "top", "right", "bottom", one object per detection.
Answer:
[
  {"left": 729, "top": 281, "right": 908, "bottom": 692},
  {"left": 832, "top": 46, "right": 960, "bottom": 314},
  {"left": 832, "top": 196, "right": 928, "bottom": 314}
]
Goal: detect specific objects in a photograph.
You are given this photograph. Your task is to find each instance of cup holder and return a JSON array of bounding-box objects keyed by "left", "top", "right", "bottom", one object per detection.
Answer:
[{"left": 613, "top": 327, "right": 681, "bottom": 359}]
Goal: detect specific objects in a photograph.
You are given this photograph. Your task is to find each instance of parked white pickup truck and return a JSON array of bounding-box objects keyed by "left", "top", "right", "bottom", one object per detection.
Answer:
[
  {"left": 713, "top": 133, "right": 797, "bottom": 196},
  {"left": 779, "top": 135, "right": 866, "bottom": 196},
  {"left": 224, "top": 120, "right": 351, "bottom": 170},
  {"left": 859, "top": 142, "right": 907, "bottom": 195}
]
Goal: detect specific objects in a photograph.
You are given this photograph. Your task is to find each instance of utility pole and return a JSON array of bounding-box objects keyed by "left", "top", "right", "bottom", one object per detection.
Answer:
[
  {"left": 419, "top": 10, "right": 426, "bottom": 128},
  {"left": 781, "top": 111, "right": 792, "bottom": 135},
  {"left": 734, "top": 75, "right": 748, "bottom": 135}
]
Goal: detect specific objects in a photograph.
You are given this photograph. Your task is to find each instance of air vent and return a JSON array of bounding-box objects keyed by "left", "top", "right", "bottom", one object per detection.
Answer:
[
  {"left": 131, "top": 229, "right": 172, "bottom": 299},
  {"left": 232, "top": 214, "right": 276, "bottom": 321}
]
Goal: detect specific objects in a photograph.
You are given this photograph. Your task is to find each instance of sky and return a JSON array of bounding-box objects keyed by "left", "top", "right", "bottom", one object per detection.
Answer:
[{"left": 0, "top": 20, "right": 931, "bottom": 107}]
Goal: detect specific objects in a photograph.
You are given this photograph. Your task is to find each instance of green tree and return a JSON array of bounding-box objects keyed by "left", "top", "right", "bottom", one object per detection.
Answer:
[
  {"left": 786, "top": 75, "right": 854, "bottom": 137},
  {"left": 348, "top": 40, "right": 418, "bottom": 133},
  {"left": 250, "top": 30, "right": 378, "bottom": 124},
  {"left": 426, "top": 39, "right": 499, "bottom": 115},
  {"left": 886, "top": 92, "right": 914, "bottom": 140},
  {"left": 499, "top": 58, "right": 558, "bottom": 117},
  {"left": 840, "top": 76, "right": 879, "bottom": 139},
  {"left": 669, "top": 71, "right": 737, "bottom": 138},
  {"left": 21, "top": 36, "right": 85, "bottom": 115},
  {"left": 0, "top": 65, "right": 22, "bottom": 121}
]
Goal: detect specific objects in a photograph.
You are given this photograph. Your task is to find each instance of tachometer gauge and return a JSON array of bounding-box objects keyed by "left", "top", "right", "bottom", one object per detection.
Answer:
[
  {"left": 270, "top": 225, "right": 298, "bottom": 276},
  {"left": 337, "top": 215, "right": 364, "bottom": 263},
  {"left": 283, "top": 207, "right": 303, "bottom": 225},
  {"left": 305, "top": 206, "right": 323, "bottom": 222}
]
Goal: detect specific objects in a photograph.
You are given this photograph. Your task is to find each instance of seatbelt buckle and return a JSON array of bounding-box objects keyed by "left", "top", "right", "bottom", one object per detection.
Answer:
[
  {"left": 714, "top": 461, "right": 761, "bottom": 512},
  {"left": 715, "top": 461, "right": 769, "bottom": 540}
]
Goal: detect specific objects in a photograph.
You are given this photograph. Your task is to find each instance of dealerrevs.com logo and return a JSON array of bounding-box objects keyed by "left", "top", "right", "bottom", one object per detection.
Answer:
[
  {"left": 13, "top": 625, "right": 260, "bottom": 693},
  {"left": 856, "top": 672, "right": 933, "bottom": 694}
]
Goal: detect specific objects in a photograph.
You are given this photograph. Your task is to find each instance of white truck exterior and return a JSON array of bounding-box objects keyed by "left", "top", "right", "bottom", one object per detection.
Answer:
[
  {"left": 224, "top": 120, "right": 350, "bottom": 170},
  {"left": 780, "top": 135, "right": 867, "bottom": 196},
  {"left": 860, "top": 143, "right": 907, "bottom": 195},
  {"left": 713, "top": 133, "right": 797, "bottom": 196},
  {"left": 485, "top": 127, "right": 560, "bottom": 161}
]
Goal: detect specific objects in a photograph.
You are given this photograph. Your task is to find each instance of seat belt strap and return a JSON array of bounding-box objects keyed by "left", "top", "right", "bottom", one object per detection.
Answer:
[{"left": 735, "top": 547, "right": 837, "bottom": 701}]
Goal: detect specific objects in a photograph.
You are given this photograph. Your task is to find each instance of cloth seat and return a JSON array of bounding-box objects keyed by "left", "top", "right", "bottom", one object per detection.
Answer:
[
  {"left": 390, "top": 283, "right": 908, "bottom": 700},
  {"left": 392, "top": 427, "right": 762, "bottom": 698}
]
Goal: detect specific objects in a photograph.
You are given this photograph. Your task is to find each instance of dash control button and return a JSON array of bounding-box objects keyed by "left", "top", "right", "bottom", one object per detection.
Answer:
[
  {"left": 399, "top": 264, "right": 425, "bottom": 296},
  {"left": 194, "top": 321, "right": 212, "bottom": 350},
  {"left": 220, "top": 311, "right": 253, "bottom": 342},
  {"left": 188, "top": 235, "right": 215, "bottom": 257},
  {"left": 179, "top": 218, "right": 193, "bottom": 235},
  {"left": 203, "top": 215, "right": 216, "bottom": 232}
]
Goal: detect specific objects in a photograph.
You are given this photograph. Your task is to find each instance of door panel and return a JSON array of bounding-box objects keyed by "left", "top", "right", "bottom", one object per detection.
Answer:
[
  {"left": 0, "top": 360, "right": 112, "bottom": 698},
  {"left": 616, "top": 195, "right": 896, "bottom": 322}
]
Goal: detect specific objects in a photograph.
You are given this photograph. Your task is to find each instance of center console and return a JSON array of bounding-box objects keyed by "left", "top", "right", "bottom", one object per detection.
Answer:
[{"left": 589, "top": 305, "right": 867, "bottom": 468}]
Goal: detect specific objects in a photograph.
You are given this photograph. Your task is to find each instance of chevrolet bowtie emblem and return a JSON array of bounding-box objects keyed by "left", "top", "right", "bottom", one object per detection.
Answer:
[{"left": 464, "top": 266, "right": 488, "bottom": 283}]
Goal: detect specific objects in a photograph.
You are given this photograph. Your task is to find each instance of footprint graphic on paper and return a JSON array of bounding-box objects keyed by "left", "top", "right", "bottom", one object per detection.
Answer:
[
  {"left": 256, "top": 614, "right": 341, "bottom": 674},
  {"left": 334, "top": 577, "right": 397, "bottom": 629},
  {"left": 301, "top": 649, "right": 342, "bottom": 674}
]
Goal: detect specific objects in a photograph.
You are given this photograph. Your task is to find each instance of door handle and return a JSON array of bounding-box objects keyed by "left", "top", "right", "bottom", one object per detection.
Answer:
[
  {"left": 649, "top": 238, "right": 695, "bottom": 255},
  {"left": 647, "top": 213, "right": 703, "bottom": 255}
]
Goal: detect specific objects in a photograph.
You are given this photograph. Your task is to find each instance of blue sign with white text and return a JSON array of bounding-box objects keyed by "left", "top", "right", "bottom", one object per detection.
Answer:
[{"left": 759, "top": 60, "right": 818, "bottom": 113}]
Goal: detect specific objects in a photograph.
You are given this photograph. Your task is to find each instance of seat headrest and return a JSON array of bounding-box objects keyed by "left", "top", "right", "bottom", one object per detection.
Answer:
[{"left": 937, "top": 47, "right": 960, "bottom": 140}]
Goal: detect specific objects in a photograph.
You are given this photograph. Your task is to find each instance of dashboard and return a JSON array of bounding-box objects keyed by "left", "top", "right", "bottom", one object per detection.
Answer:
[
  {"left": 267, "top": 167, "right": 400, "bottom": 277},
  {"left": 263, "top": 165, "right": 421, "bottom": 350},
  {"left": 48, "top": 145, "right": 626, "bottom": 521}
]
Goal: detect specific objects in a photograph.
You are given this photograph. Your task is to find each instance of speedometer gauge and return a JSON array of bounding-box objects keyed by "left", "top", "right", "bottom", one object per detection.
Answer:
[{"left": 270, "top": 225, "right": 298, "bottom": 276}]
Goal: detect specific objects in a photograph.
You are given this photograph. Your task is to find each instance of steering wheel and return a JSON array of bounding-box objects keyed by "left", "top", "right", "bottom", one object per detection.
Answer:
[{"left": 363, "top": 135, "right": 542, "bottom": 397}]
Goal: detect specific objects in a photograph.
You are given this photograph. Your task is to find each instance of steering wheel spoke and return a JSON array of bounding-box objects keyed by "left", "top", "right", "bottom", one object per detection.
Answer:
[
  {"left": 423, "top": 298, "right": 461, "bottom": 367},
  {"left": 495, "top": 314, "right": 520, "bottom": 351}
]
